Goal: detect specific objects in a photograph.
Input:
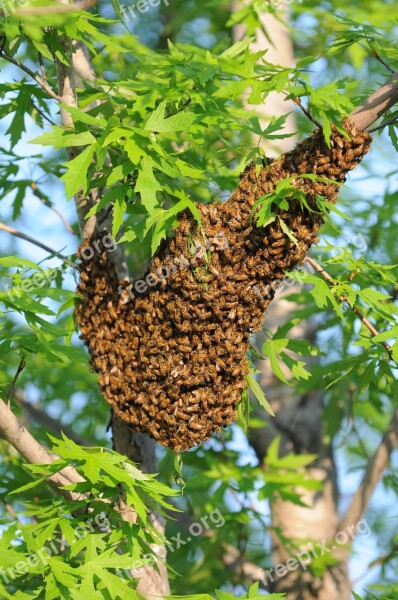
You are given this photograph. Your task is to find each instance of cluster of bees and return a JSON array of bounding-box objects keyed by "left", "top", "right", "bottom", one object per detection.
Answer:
[{"left": 75, "top": 119, "right": 371, "bottom": 452}]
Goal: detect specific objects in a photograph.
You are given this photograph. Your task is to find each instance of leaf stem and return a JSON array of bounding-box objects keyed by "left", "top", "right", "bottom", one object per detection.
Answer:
[{"left": 305, "top": 256, "right": 393, "bottom": 361}]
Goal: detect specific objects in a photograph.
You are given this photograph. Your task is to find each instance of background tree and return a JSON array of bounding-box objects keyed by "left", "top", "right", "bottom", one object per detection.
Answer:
[{"left": 0, "top": 1, "right": 397, "bottom": 600}]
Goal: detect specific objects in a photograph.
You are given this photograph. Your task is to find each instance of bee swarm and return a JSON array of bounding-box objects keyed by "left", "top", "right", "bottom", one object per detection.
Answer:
[{"left": 75, "top": 119, "right": 371, "bottom": 452}]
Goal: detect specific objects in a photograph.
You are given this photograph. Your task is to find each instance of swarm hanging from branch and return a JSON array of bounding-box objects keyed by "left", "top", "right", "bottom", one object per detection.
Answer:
[{"left": 75, "top": 118, "right": 371, "bottom": 452}]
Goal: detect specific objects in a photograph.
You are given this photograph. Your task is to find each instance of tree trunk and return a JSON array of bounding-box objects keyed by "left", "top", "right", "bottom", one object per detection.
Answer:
[
  {"left": 233, "top": 4, "right": 349, "bottom": 598},
  {"left": 232, "top": 0, "right": 296, "bottom": 157}
]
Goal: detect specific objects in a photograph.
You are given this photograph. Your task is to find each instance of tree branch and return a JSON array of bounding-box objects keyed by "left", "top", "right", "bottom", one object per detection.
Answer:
[
  {"left": 304, "top": 257, "right": 394, "bottom": 361},
  {"left": 368, "top": 117, "right": 398, "bottom": 133},
  {"left": 221, "top": 542, "right": 267, "bottom": 587},
  {"left": 0, "top": 397, "right": 86, "bottom": 501},
  {"left": 7, "top": 359, "right": 26, "bottom": 407},
  {"left": 338, "top": 407, "right": 398, "bottom": 534},
  {"left": 351, "top": 72, "right": 398, "bottom": 131},
  {"left": 0, "top": 221, "right": 77, "bottom": 268},
  {"left": 0, "top": 50, "right": 61, "bottom": 101},
  {"left": 30, "top": 98, "right": 57, "bottom": 126},
  {"left": 2, "top": 498, "right": 22, "bottom": 523},
  {"left": 293, "top": 97, "right": 322, "bottom": 129},
  {"left": 30, "top": 182, "right": 76, "bottom": 234},
  {"left": 371, "top": 50, "right": 395, "bottom": 75},
  {"left": 67, "top": 40, "right": 129, "bottom": 279}
]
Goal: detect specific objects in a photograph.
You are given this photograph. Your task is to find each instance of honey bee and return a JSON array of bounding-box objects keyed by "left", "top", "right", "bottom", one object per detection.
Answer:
[
  {"left": 187, "top": 392, "right": 200, "bottom": 406},
  {"left": 91, "top": 314, "right": 102, "bottom": 328},
  {"left": 174, "top": 410, "right": 189, "bottom": 421},
  {"left": 140, "top": 414, "right": 149, "bottom": 426},
  {"left": 222, "top": 281, "right": 237, "bottom": 296},
  {"left": 151, "top": 428, "right": 160, "bottom": 440},
  {"left": 188, "top": 419, "right": 204, "bottom": 431},
  {"left": 187, "top": 431, "right": 204, "bottom": 443},
  {"left": 129, "top": 414, "right": 140, "bottom": 427},
  {"left": 185, "top": 404, "right": 199, "bottom": 413},
  {"left": 177, "top": 320, "right": 190, "bottom": 332},
  {"left": 224, "top": 340, "right": 236, "bottom": 354},
  {"left": 230, "top": 365, "right": 243, "bottom": 378},
  {"left": 215, "top": 358, "right": 227, "bottom": 371},
  {"left": 94, "top": 340, "right": 109, "bottom": 356},
  {"left": 107, "top": 303, "right": 118, "bottom": 321},
  {"left": 118, "top": 346, "right": 131, "bottom": 361},
  {"left": 239, "top": 174, "right": 254, "bottom": 195},
  {"left": 210, "top": 413, "right": 223, "bottom": 425},
  {"left": 208, "top": 264, "right": 220, "bottom": 277},
  {"left": 147, "top": 405, "right": 157, "bottom": 418},
  {"left": 206, "top": 205, "right": 219, "bottom": 225},
  {"left": 94, "top": 356, "right": 108, "bottom": 372},
  {"left": 169, "top": 367, "right": 180, "bottom": 379},
  {"left": 98, "top": 373, "right": 110, "bottom": 387}
]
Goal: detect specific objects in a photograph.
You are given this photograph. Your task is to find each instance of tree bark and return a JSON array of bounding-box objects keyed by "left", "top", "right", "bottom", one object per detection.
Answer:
[{"left": 232, "top": 0, "right": 296, "bottom": 157}]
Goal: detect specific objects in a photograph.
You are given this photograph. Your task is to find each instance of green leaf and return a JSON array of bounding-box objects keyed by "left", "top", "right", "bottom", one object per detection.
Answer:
[
  {"left": 279, "top": 217, "right": 299, "bottom": 247},
  {"left": 112, "top": 196, "right": 127, "bottom": 239},
  {"left": 60, "top": 145, "right": 96, "bottom": 199},
  {"left": 173, "top": 454, "right": 186, "bottom": 493},
  {"left": 31, "top": 128, "right": 96, "bottom": 148},
  {"left": 262, "top": 338, "right": 290, "bottom": 384},
  {"left": 145, "top": 100, "right": 197, "bottom": 133},
  {"left": 0, "top": 256, "right": 42, "bottom": 270},
  {"left": 135, "top": 156, "right": 162, "bottom": 212},
  {"left": 59, "top": 104, "right": 107, "bottom": 127},
  {"left": 246, "top": 371, "right": 275, "bottom": 416}
]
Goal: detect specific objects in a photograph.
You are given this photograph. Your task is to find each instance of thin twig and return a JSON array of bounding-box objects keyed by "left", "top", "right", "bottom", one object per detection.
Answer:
[
  {"left": 367, "top": 544, "right": 398, "bottom": 571},
  {"left": 7, "top": 359, "right": 26, "bottom": 408},
  {"left": 293, "top": 97, "right": 322, "bottom": 129},
  {"left": 0, "top": 50, "right": 61, "bottom": 101},
  {"left": 2, "top": 499, "right": 22, "bottom": 524},
  {"left": 38, "top": 52, "right": 47, "bottom": 82},
  {"left": 352, "top": 545, "right": 398, "bottom": 585},
  {"left": 0, "top": 221, "right": 78, "bottom": 268},
  {"left": 0, "top": 397, "right": 86, "bottom": 501},
  {"left": 368, "top": 117, "right": 398, "bottom": 133},
  {"left": 30, "top": 182, "right": 76, "bottom": 234},
  {"left": 338, "top": 407, "right": 398, "bottom": 535},
  {"left": 30, "top": 98, "right": 57, "bottom": 126},
  {"left": 371, "top": 50, "right": 395, "bottom": 74},
  {"left": 305, "top": 257, "right": 393, "bottom": 361}
]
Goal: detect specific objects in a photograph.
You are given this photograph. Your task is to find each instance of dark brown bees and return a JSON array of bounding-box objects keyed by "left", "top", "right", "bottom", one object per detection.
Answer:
[{"left": 75, "top": 119, "right": 371, "bottom": 452}]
